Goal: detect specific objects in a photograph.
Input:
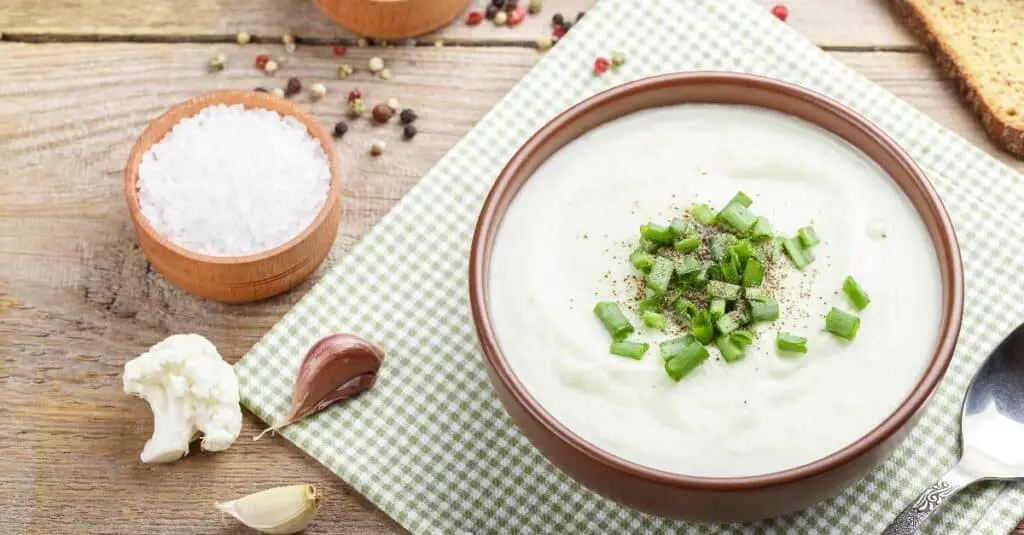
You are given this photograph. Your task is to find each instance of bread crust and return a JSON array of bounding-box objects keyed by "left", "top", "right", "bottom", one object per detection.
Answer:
[{"left": 890, "top": 0, "right": 1024, "bottom": 158}]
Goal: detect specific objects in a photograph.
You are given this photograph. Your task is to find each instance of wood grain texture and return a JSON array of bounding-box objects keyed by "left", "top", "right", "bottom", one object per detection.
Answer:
[
  {"left": 1, "top": 41, "right": 1022, "bottom": 534},
  {"left": 0, "top": 0, "right": 916, "bottom": 48}
]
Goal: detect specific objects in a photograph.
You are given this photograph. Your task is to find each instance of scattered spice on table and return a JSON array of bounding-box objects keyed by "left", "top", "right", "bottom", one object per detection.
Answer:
[
  {"left": 270, "top": 87, "right": 285, "bottom": 98},
  {"left": 264, "top": 59, "right": 279, "bottom": 74},
  {"left": 347, "top": 88, "right": 362, "bottom": 101},
  {"left": 378, "top": 68, "right": 392, "bottom": 80},
  {"left": 494, "top": 10, "right": 508, "bottom": 26},
  {"left": 349, "top": 98, "right": 366, "bottom": 117},
  {"left": 136, "top": 104, "right": 331, "bottom": 256},
  {"left": 612, "top": 51, "right": 627, "bottom": 68},
  {"left": 285, "top": 77, "right": 302, "bottom": 97},
  {"left": 399, "top": 108, "right": 418, "bottom": 124},
  {"left": 403, "top": 124, "right": 418, "bottom": 140},
  {"left": 284, "top": 41, "right": 297, "bottom": 54},
  {"left": 387, "top": 98, "right": 402, "bottom": 112},
  {"left": 593, "top": 56, "right": 610, "bottom": 75},
  {"left": 309, "top": 83, "right": 327, "bottom": 101},
  {"left": 486, "top": 5, "right": 500, "bottom": 20},
  {"left": 357, "top": 37, "right": 368, "bottom": 47},
  {"left": 467, "top": 10, "right": 485, "bottom": 25},
  {"left": 254, "top": 87, "right": 268, "bottom": 93},
  {"left": 255, "top": 53, "right": 269, "bottom": 70},
  {"left": 368, "top": 56, "right": 384, "bottom": 73},
  {"left": 576, "top": 11, "right": 585, "bottom": 22},
  {"left": 372, "top": 103, "right": 393, "bottom": 123},
  {"left": 536, "top": 37, "right": 553, "bottom": 51},
  {"left": 529, "top": 0, "right": 543, "bottom": 14},
  {"left": 333, "top": 46, "right": 346, "bottom": 56},
  {"left": 208, "top": 52, "right": 227, "bottom": 71},
  {"left": 370, "top": 140, "right": 386, "bottom": 156},
  {"left": 336, "top": 64, "right": 353, "bottom": 79},
  {"left": 282, "top": 32, "right": 295, "bottom": 45},
  {"left": 552, "top": 12, "right": 564, "bottom": 25},
  {"left": 771, "top": 3, "right": 789, "bottom": 21},
  {"left": 236, "top": 31, "right": 250, "bottom": 45},
  {"left": 434, "top": 39, "right": 445, "bottom": 48},
  {"left": 333, "top": 121, "right": 348, "bottom": 138},
  {"left": 508, "top": 7, "right": 527, "bottom": 27}
]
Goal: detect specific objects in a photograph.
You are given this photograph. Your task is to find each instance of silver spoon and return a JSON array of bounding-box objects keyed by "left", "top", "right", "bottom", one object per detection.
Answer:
[{"left": 882, "top": 322, "right": 1024, "bottom": 534}]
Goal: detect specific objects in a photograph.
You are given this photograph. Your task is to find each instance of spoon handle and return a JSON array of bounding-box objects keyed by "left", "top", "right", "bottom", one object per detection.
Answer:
[{"left": 881, "top": 462, "right": 978, "bottom": 535}]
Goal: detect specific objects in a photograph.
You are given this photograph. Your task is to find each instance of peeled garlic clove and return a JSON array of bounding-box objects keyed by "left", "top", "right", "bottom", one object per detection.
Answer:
[
  {"left": 216, "top": 484, "right": 320, "bottom": 535},
  {"left": 256, "top": 333, "right": 384, "bottom": 439}
]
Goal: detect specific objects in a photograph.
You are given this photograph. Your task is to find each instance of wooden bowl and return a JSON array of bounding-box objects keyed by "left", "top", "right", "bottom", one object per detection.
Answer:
[
  {"left": 124, "top": 91, "right": 342, "bottom": 303},
  {"left": 313, "top": 0, "right": 472, "bottom": 39}
]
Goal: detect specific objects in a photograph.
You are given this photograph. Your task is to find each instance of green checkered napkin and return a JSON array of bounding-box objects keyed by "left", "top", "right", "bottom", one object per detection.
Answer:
[{"left": 235, "top": 0, "right": 1024, "bottom": 532}]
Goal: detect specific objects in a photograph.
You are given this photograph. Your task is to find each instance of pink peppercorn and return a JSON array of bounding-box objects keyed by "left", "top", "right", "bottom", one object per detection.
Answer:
[
  {"left": 593, "top": 57, "right": 610, "bottom": 75},
  {"left": 347, "top": 89, "right": 362, "bottom": 102},
  {"left": 333, "top": 46, "right": 347, "bottom": 56},
  {"left": 255, "top": 54, "right": 269, "bottom": 69},
  {"left": 507, "top": 7, "right": 527, "bottom": 27},
  {"left": 552, "top": 26, "right": 566, "bottom": 39},
  {"left": 771, "top": 4, "right": 788, "bottom": 21},
  {"left": 466, "top": 10, "right": 485, "bottom": 25}
]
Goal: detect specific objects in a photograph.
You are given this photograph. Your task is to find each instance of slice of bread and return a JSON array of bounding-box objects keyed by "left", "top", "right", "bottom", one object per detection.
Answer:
[{"left": 890, "top": 0, "right": 1024, "bottom": 157}]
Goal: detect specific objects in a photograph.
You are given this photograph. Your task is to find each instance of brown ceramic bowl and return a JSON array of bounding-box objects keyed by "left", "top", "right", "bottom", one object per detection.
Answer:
[
  {"left": 313, "top": 0, "right": 473, "bottom": 39},
  {"left": 468, "top": 73, "right": 964, "bottom": 521},
  {"left": 124, "top": 91, "right": 342, "bottom": 303}
]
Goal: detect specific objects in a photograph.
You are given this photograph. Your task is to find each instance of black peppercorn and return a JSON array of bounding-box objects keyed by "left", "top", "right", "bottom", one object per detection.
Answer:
[
  {"left": 576, "top": 11, "right": 585, "bottom": 22},
  {"left": 504, "top": 0, "right": 518, "bottom": 11},
  {"left": 562, "top": 21, "right": 573, "bottom": 32},
  {"left": 254, "top": 87, "right": 268, "bottom": 93},
  {"left": 552, "top": 13, "right": 564, "bottom": 26},
  {"left": 399, "top": 108, "right": 418, "bottom": 124},
  {"left": 333, "top": 121, "right": 348, "bottom": 138},
  {"left": 491, "top": 0, "right": 505, "bottom": 8},
  {"left": 285, "top": 77, "right": 302, "bottom": 97},
  {"left": 485, "top": 4, "right": 499, "bottom": 19},
  {"left": 403, "top": 124, "right": 418, "bottom": 140}
]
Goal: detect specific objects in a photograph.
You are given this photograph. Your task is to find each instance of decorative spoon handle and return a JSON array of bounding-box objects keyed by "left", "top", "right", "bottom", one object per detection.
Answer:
[{"left": 881, "top": 462, "right": 978, "bottom": 535}]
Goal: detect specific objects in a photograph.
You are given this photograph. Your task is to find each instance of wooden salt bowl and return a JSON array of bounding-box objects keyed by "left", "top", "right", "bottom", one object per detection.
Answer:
[
  {"left": 124, "top": 91, "right": 342, "bottom": 303},
  {"left": 313, "top": 0, "right": 473, "bottom": 39}
]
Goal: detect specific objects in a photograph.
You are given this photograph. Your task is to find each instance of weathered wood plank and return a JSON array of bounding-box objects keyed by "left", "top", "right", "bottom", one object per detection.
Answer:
[
  {"left": 0, "top": 0, "right": 916, "bottom": 48},
  {"left": 0, "top": 42, "right": 1020, "bottom": 534}
]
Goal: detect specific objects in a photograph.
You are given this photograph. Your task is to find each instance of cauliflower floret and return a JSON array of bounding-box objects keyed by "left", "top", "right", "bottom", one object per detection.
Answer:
[{"left": 123, "top": 334, "right": 242, "bottom": 463}]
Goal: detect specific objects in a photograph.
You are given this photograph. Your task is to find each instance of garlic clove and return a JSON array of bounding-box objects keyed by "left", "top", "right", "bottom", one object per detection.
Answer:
[{"left": 216, "top": 484, "right": 320, "bottom": 535}]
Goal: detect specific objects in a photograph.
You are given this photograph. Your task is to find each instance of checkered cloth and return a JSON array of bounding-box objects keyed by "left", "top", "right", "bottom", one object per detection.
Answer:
[{"left": 234, "top": 0, "right": 1024, "bottom": 532}]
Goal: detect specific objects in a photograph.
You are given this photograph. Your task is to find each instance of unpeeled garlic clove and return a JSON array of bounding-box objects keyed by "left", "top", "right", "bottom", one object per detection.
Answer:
[
  {"left": 216, "top": 484, "right": 320, "bottom": 535},
  {"left": 256, "top": 333, "right": 384, "bottom": 439}
]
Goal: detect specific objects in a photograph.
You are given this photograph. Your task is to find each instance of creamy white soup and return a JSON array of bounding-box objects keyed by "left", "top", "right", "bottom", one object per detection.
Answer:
[{"left": 488, "top": 104, "right": 942, "bottom": 477}]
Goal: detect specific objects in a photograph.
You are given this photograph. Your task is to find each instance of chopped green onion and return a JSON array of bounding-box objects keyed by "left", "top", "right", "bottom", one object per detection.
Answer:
[
  {"left": 825, "top": 307, "right": 860, "bottom": 340},
  {"left": 676, "top": 256, "right": 702, "bottom": 278},
  {"left": 782, "top": 237, "right": 815, "bottom": 270},
  {"left": 743, "top": 258, "right": 765, "bottom": 287},
  {"left": 637, "top": 237, "right": 659, "bottom": 253},
  {"left": 707, "top": 264, "right": 725, "bottom": 282},
  {"left": 610, "top": 341, "right": 649, "bottom": 360},
  {"left": 744, "top": 287, "right": 767, "bottom": 301},
  {"left": 730, "top": 240, "right": 754, "bottom": 262},
  {"left": 715, "top": 310, "right": 748, "bottom": 335},
  {"left": 674, "top": 298, "right": 699, "bottom": 324},
  {"left": 630, "top": 250, "right": 655, "bottom": 272},
  {"left": 692, "top": 311, "right": 715, "bottom": 344},
  {"left": 715, "top": 335, "right": 746, "bottom": 363},
  {"left": 674, "top": 236, "right": 701, "bottom": 253},
  {"left": 593, "top": 301, "right": 634, "bottom": 342},
  {"left": 776, "top": 332, "right": 808, "bottom": 354},
  {"left": 670, "top": 217, "right": 693, "bottom": 238},
  {"left": 751, "top": 217, "right": 773, "bottom": 240},
  {"left": 717, "top": 202, "right": 757, "bottom": 233},
  {"left": 842, "top": 276, "right": 871, "bottom": 311},
  {"left": 664, "top": 341, "right": 710, "bottom": 381},
  {"left": 643, "top": 310, "right": 666, "bottom": 330},
  {"left": 707, "top": 280, "right": 742, "bottom": 301},
  {"left": 709, "top": 298, "right": 726, "bottom": 321},
  {"left": 729, "top": 329, "right": 756, "bottom": 347},
  {"left": 690, "top": 204, "right": 716, "bottom": 226},
  {"left": 749, "top": 298, "right": 779, "bottom": 322},
  {"left": 728, "top": 191, "right": 753, "bottom": 208},
  {"left": 646, "top": 257, "right": 674, "bottom": 295},
  {"left": 640, "top": 222, "right": 674, "bottom": 244},
  {"left": 798, "top": 226, "right": 820, "bottom": 247},
  {"left": 721, "top": 252, "right": 741, "bottom": 284},
  {"left": 659, "top": 334, "right": 695, "bottom": 361},
  {"left": 637, "top": 292, "right": 661, "bottom": 317},
  {"left": 691, "top": 261, "right": 712, "bottom": 287},
  {"left": 709, "top": 234, "right": 735, "bottom": 262}
]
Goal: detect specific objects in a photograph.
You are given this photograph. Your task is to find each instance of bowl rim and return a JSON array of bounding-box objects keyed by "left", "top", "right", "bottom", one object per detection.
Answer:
[
  {"left": 124, "top": 90, "right": 342, "bottom": 265},
  {"left": 468, "top": 72, "right": 965, "bottom": 490}
]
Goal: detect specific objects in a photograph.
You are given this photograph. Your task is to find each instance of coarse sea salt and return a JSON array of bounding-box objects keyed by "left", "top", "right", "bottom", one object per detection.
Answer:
[{"left": 137, "top": 104, "right": 331, "bottom": 257}]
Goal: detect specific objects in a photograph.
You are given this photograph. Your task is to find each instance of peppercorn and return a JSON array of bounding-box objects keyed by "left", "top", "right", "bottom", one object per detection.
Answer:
[
  {"left": 208, "top": 52, "right": 227, "bottom": 71},
  {"left": 507, "top": 7, "right": 527, "bottom": 27},
  {"left": 255, "top": 54, "right": 270, "bottom": 69},
  {"left": 611, "top": 51, "right": 626, "bottom": 68},
  {"left": 348, "top": 89, "right": 362, "bottom": 102},
  {"left": 349, "top": 98, "right": 365, "bottom": 117},
  {"left": 434, "top": 39, "right": 445, "bottom": 48},
  {"left": 284, "top": 42, "right": 297, "bottom": 54},
  {"left": 270, "top": 88, "right": 285, "bottom": 98},
  {"left": 771, "top": 3, "right": 788, "bottom": 21},
  {"left": 264, "top": 59, "right": 279, "bottom": 74},
  {"left": 399, "top": 108, "right": 418, "bottom": 124},
  {"left": 576, "top": 11, "right": 585, "bottom": 22},
  {"left": 593, "top": 57, "right": 610, "bottom": 75},
  {"left": 310, "top": 83, "right": 327, "bottom": 101},
  {"left": 282, "top": 33, "right": 295, "bottom": 45},
  {"left": 333, "top": 121, "right": 349, "bottom": 138},
  {"left": 368, "top": 56, "right": 384, "bottom": 73},
  {"left": 378, "top": 68, "right": 391, "bottom": 80},
  {"left": 403, "top": 124, "right": 418, "bottom": 140},
  {"left": 254, "top": 87, "right": 268, "bottom": 93},
  {"left": 552, "top": 13, "right": 564, "bottom": 26},
  {"left": 552, "top": 26, "right": 566, "bottom": 39},
  {"left": 494, "top": 10, "right": 508, "bottom": 25},
  {"left": 285, "top": 77, "right": 302, "bottom": 97},
  {"left": 370, "top": 140, "right": 386, "bottom": 156},
  {"left": 491, "top": 0, "right": 505, "bottom": 7},
  {"left": 387, "top": 98, "right": 401, "bottom": 111},
  {"left": 466, "top": 10, "right": 484, "bottom": 25},
  {"left": 357, "top": 38, "right": 369, "bottom": 48},
  {"left": 333, "top": 46, "right": 347, "bottom": 56},
  {"left": 236, "top": 31, "right": 251, "bottom": 45},
  {"left": 562, "top": 21, "right": 573, "bottom": 32},
  {"left": 337, "top": 64, "right": 354, "bottom": 79},
  {"left": 504, "top": 0, "right": 518, "bottom": 11},
  {"left": 528, "top": 0, "right": 543, "bottom": 14},
  {"left": 372, "top": 103, "right": 393, "bottom": 123},
  {"left": 535, "top": 37, "right": 553, "bottom": 51},
  {"left": 486, "top": 5, "right": 500, "bottom": 20}
]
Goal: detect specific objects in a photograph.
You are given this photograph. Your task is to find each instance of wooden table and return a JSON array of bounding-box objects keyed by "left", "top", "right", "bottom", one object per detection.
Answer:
[{"left": 2, "top": 1, "right": 1022, "bottom": 533}]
